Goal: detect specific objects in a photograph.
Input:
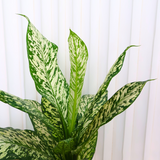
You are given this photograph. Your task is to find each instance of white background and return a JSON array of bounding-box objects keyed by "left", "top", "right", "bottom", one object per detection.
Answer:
[{"left": 0, "top": 0, "right": 160, "bottom": 160}]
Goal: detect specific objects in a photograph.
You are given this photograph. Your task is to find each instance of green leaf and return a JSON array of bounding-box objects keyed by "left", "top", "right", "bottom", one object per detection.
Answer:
[
  {"left": 75, "top": 45, "right": 138, "bottom": 140},
  {"left": 76, "top": 94, "right": 94, "bottom": 123},
  {"left": 25, "top": 100, "right": 59, "bottom": 149},
  {"left": 75, "top": 46, "right": 137, "bottom": 137},
  {"left": 74, "top": 92, "right": 107, "bottom": 157},
  {"left": 77, "top": 90, "right": 108, "bottom": 131},
  {"left": 67, "top": 29, "right": 88, "bottom": 135},
  {"left": 53, "top": 138, "right": 75, "bottom": 154},
  {"left": 0, "top": 127, "right": 54, "bottom": 160},
  {"left": 29, "top": 116, "right": 62, "bottom": 160},
  {"left": 94, "top": 45, "right": 139, "bottom": 103},
  {"left": 78, "top": 80, "right": 152, "bottom": 145},
  {"left": 0, "top": 90, "right": 60, "bottom": 141},
  {"left": 77, "top": 131, "right": 98, "bottom": 160},
  {"left": 41, "top": 97, "right": 64, "bottom": 139},
  {"left": 19, "top": 14, "right": 69, "bottom": 136},
  {"left": 29, "top": 114, "right": 58, "bottom": 149}
]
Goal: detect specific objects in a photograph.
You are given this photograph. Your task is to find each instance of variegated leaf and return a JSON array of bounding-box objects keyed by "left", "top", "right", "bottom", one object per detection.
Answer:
[
  {"left": 0, "top": 127, "right": 55, "bottom": 160},
  {"left": 87, "top": 90, "right": 108, "bottom": 119},
  {"left": 73, "top": 92, "right": 108, "bottom": 155},
  {"left": 77, "top": 90, "right": 108, "bottom": 131},
  {"left": 67, "top": 29, "right": 88, "bottom": 135},
  {"left": 0, "top": 90, "right": 60, "bottom": 140},
  {"left": 29, "top": 115, "right": 57, "bottom": 148},
  {"left": 77, "top": 94, "right": 94, "bottom": 123},
  {"left": 75, "top": 45, "right": 138, "bottom": 138},
  {"left": 26, "top": 102, "right": 76, "bottom": 156},
  {"left": 77, "top": 131, "right": 98, "bottom": 160},
  {"left": 53, "top": 138, "right": 75, "bottom": 154},
  {"left": 19, "top": 14, "right": 69, "bottom": 135},
  {"left": 78, "top": 80, "right": 152, "bottom": 145},
  {"left": 25, "top": 100, "right": 59, "bottom": 151},
  {"left": 94, "top": 45, "right": 139, "bottom": 102},
  {"left": 41, "top": 97, "right": 63, "bottom": 138},
  {"left": 29, "top": 115, "right": 61, "bottom": 160}
]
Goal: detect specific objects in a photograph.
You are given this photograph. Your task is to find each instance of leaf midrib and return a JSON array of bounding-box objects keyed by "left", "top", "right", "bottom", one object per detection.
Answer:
[{"left": 71, "top": 49, "right": 79, "bottom": 134}]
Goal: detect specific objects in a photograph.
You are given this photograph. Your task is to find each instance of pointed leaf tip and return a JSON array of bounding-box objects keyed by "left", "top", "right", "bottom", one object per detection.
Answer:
[
  {"left": 69, "top": 29, "right": 74, "bottom": 33},
  {"left": 69, "top": 29, "right": 76, "bottom": 37},
  {"left": 17, "top": 13, "right": 30, "bottom": 22},
  {"left": 148, "top": 78, "right": 156, "bottom": 81},
  {"left": 142, "top": 79, "right": 156, "bottom": 84},
  {"left": 124, "top": 45, "right": 140, "bottom": 52}
]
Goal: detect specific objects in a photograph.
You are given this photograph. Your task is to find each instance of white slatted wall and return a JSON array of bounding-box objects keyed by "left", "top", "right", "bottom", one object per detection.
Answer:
[{"left": 0, "top": 0, "right": 160, "bottom": 160}]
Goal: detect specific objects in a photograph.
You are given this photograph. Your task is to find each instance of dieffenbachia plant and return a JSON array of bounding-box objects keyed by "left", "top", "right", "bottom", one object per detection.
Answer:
[{"left": 0, "top": 14, "right": 153, "bottom": 160}]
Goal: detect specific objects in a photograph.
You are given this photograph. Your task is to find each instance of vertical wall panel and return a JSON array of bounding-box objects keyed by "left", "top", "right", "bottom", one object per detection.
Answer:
[
  {"left": 81, "top": 0, "right": 91, "bottom": 95},
  {"left": 50, "top": 0, "right": 59, "bottom": 44},
  {"left": 58, "top": 0, "right": 64, "bottom": 74},
  {"left": 41, "top": 0, "right": 53, "bottom": 41},
  {"left": 95, "top": 0, "right": 110, "bottom": 159},
  {"left": 131, "top": 1, "right": 157, "bottom": 160},
  {"left": 89, "top": 2, "right": 103, "bottom": 159},
  {"left": 33, "top": 0, "right": 42, "bottom": 33},
  {"left": 0, "top": 0, "right": 10, "bottom": 127},
  {"left": 20, "top": 0, "right": 37, "bottom": 130},
  {"left": 20, "top": 0, "right": 36, "bottom": 99},
  {"left": 58, "top": 0, "right": 71, "bottom": 83},
  {"left": 104, "top": 0, "right": 122, "bottom": 160},
  {"left": 88, "top": 0, "right": 100, "bottom": 94},
  {"left": 111, "top": 0, "right": 133, "bottom": 160},
  {"left": 123, "top": 0, "right": 143, "bottom": 159},
  {"left": 2, "top": 0, "right": 25, "bottom": 129},
  {"left": 72, "top": 0, "right": 82, "bottom": 36},
  {"left": 144, "top": 1, "right": 160, "bottom": 160},
  {"left": 97, "top": 0, "right": 109, "bottom": 91}
]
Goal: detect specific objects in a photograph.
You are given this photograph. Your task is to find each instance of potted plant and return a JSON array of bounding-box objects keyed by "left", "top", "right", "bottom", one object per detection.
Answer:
[{"left": 0, "top": 14, "right": 153, "bottom": 160}]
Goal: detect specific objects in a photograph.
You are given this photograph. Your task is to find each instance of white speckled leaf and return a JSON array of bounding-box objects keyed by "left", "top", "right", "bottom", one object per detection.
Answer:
[
  {"left": 53, "top": 138, "right": 75, "bottom": 154},
  {"left": 77, "top": 131, "right": 98, "bottom": 160},
  {"left": 0, "top": 127, "right": 55, "bottom": 160},
  {"left": 76, "top": 91, "right": 108, "bottom": 132},
  {"left": 75, "top": 46, "right": 138, "bottom": 137},
  {"left": 28, "top": 111, "right": 65, "bottom": 159},
  {"left": 25, "top": 99, "right": 59, "bottom": 149},
  {"left": 67, "top": 30, "right": 88, "bottom": 135},
  {"left": 0, "top": 94, "right": 64, "bottom": 159},
  {"left": 0, "top": 90, "right": 60, "bottom": 140},
  {"left": 19, "top": 14, "right": 69, "bottom": 135},
  {"left": 94, "top": 45, "right": 139, "bottom": 103},
  {"left": 77, "top": 94, "right": 94, "bottom": 122},
  {"left": 78, "top": 80, "right": 151, "bottom": 146},
  {"left": 29, "top": 115, "right": 58, "bottom": 147},
  {"left": 28, "top": 115, "right": 61, "bottom": 160},
  {"left": 41, "top": 97, "right": 64, "bottom": 139}
]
